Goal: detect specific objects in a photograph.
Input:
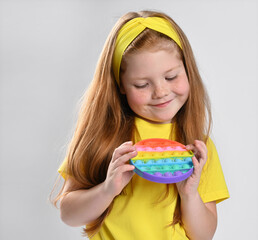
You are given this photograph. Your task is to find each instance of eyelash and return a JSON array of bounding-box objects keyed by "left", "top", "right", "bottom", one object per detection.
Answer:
[
  {"left": 134, "top": 84, "right": 148, "bottom": 89},
  {"left": 165, "top": 76, "right": 177, "bottom": 81},
  {"left": 134, "top": 76, "right": 177, "bottom": 88}
]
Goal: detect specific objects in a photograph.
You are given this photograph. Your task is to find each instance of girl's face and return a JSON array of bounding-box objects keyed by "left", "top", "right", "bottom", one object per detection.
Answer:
[{"left": 120, "top": 49, "right": 190, "bottom": 124}]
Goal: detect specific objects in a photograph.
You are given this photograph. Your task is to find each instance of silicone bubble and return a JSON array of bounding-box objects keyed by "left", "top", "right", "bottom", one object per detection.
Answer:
[{"left": 130, "top": 138, "right": 194, "bottom": 184}]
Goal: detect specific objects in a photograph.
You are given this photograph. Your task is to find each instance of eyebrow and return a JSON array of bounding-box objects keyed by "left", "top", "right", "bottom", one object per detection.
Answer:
[
  {"left": 164, "top": 65, "right": 181, "bottom": 73},
  {"left": 128, "top": 65, "right": 182, "bottom": 80}
]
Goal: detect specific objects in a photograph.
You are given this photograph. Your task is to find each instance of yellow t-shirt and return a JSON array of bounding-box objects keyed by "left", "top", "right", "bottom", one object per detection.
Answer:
[{"left": 58, "top": 117, "right": 230, "bottom": 240}]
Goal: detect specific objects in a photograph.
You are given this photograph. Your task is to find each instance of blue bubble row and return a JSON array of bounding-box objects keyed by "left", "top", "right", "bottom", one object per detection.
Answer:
[
  {"left": 138, "top": 163, "right": 192, "bottom": 172},
  {"left": 133, "top": 157, "right": 192, "bottom": 166}
]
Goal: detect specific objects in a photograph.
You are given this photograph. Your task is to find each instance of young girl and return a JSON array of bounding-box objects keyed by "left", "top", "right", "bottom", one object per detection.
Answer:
[{"left": 54, "top": 10, "right": 229, "bottom": 240}]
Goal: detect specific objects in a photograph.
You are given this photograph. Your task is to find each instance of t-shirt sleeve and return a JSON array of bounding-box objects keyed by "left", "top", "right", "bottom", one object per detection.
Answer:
[
  {"left": 198, "top": 138, "right": 230, "bottom": 204},
  {"left": 58, "top": 158, "right": 68, "bottom": 180}
]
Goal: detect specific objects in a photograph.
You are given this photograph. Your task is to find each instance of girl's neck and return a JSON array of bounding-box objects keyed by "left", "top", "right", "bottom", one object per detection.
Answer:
[{"left": 135, "top": 115, "right": 174, "bottom": 125}]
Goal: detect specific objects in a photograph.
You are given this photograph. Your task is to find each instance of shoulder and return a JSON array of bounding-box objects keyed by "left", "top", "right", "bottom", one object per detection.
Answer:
[
  {"left": 205, "top": 137, "right": 220, "bottom": 162},
  {"left": 206, "top": 137, "right": 216, "bottom": 150},
  {"left": 199, "top": 136, "right": 230, "bottom": 203}
]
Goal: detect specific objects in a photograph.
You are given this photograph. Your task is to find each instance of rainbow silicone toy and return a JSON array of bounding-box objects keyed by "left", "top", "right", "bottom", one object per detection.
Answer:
[{"left": 130, "top": 138, "right": 194, "bottom": 183}]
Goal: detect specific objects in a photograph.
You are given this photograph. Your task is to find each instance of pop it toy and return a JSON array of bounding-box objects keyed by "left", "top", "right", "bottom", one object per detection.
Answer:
[{"left": 130, "top": 138, "right": 194, "bottom": 183}]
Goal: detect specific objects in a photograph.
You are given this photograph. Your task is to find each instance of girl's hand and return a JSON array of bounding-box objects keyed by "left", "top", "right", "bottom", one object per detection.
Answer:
[
  {"left": 103, "top": 141, "right": 137, "bottom": 198},
  {"left": 176, "top": 140, "right": 207, "bottom": 199}
]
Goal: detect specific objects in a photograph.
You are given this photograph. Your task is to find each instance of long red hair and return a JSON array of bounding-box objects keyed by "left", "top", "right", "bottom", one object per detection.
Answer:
[{"left": 52, "top": 10, "right": 211, "bottom": 237}]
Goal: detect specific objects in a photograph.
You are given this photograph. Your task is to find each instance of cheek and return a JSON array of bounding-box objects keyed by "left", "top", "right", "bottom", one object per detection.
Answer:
[
  {"left": 173, "top": 78, "right": 190, "bottom": 96},
  {"left": 126, "top": 90, "right": 149, "bottom": 106}
]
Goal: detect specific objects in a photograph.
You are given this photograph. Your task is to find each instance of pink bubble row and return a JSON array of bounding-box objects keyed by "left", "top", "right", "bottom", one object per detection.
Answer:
[{"left": 135, "top": 146, "right": 186, "bottom": 152}]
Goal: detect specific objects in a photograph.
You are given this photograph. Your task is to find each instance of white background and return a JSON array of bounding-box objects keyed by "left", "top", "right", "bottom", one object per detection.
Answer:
[{"left": 1, "top": 0, "right": 257, "bottom": 239}]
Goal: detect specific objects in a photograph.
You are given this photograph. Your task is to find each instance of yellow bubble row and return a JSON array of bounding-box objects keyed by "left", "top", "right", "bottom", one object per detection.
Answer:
[{"left": 131, "top": 151, "right": 193, "bottom": 160}]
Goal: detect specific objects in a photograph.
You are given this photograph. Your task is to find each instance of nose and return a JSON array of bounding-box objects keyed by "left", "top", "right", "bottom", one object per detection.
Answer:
[{"left": 152, "top": 83, "right": 169, "bottom": 99}]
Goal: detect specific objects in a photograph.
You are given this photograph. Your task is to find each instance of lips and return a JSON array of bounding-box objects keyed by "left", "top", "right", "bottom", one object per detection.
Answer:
[{"left": 152, "top": 99, "right": 173, "bottom": 108}]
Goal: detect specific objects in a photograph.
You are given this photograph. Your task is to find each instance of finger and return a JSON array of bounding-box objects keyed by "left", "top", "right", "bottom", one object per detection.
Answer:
[
  {"left": 113, "top": 150, "right": 138, "bottom": 168},
  {"left": 194, "top": 140, "right": 207, "bottom": 154},
  {"left": 192, "top": 156, "right": 202, "bottom": 176},
  {"left": 186, "top": 144, "right": 194, "bottom": 150},
  {"left": 192, "top": 155, "right": 202, "bottom": 168},
  {"left": 187, "top": 140, "right": 207, "bottom": 163},
  {"left": 112, "top": 142, "right": 136, "bottom": 162},
  {"left": 192, "top": 156, "right": 205, "bottom": 176},
  {"left": 117, "top": 164, "right": 136, "bottom": 182},
  {"left": 118, "top": 164, "right": 135, "bottom": 173},
  {"left": 193, "top": 140, "right": 207, "bottom": 166},
  {"left": 121, "top": 141, "right": 134, "bottom": 146},
  {"left": 186, "top": 144, "right": 198, "bottom": 155}
]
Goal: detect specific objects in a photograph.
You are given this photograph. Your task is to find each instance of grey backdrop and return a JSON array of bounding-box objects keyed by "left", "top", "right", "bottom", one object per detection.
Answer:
[{"left": 1, "top": 0, "right": 258, "bottom": 239}]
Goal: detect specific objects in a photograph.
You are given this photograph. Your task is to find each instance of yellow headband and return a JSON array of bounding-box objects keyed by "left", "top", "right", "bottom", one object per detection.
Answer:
[{"left": 112, "top": 17, "right": 182, "bottom": 85}]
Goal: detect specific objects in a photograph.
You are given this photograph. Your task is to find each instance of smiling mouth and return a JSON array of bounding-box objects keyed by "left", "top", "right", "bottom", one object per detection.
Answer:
[{"left": 152, "top": 99, "right": 173, "bottom": 108}]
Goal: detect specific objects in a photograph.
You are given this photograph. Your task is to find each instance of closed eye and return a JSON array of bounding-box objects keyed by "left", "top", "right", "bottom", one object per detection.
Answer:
[
  {"left": 165, "top": 76, "right": 177, "bottom": 81},
  {"left": 134, "top": 83, "right": 148, "bottom": 89}
]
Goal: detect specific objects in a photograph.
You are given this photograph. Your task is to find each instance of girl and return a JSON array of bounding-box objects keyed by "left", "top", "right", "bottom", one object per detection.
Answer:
[{"left": 53, "top": 10, "right": 229, "bottom": 240}]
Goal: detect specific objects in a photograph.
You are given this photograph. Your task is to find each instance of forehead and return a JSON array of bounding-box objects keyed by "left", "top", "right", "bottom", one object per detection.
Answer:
[
  {"left": 121, "top": 38, "right": 181, "bottom": 68},
  {"left": 125, "top": 36, "right": 179, "bottom": 56},
  {"left": 121, "top": 49, "right": 182, "bottom": 78}
]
